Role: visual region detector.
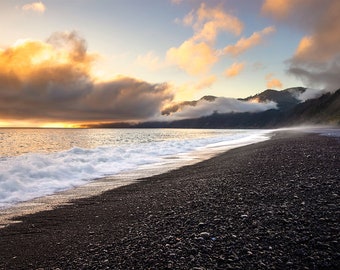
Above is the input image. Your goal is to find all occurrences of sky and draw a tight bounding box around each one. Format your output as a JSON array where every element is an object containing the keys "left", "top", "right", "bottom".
[{"left": 0, "top": 0, "right": 339, "bottom": 127}]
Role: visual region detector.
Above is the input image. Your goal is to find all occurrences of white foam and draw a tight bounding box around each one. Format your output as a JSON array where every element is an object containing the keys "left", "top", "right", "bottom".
[{"left": 0, "top": 130, "right": 272, "bottom": 209}]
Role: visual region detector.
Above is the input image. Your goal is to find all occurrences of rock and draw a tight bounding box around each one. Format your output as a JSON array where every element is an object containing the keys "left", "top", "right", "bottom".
[{"left": 199, "top": 232, "right": 211, "bottom": 239}]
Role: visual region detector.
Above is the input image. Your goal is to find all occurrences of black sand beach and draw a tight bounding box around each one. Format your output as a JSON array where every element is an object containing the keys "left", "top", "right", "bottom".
[{"left": 0, "top": 131, "right": 339, "bottom": 269}]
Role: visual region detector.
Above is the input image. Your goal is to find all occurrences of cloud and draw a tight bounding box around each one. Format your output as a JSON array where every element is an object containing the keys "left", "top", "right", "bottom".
[
  {"left": 162, "top": 97, "right": 277, "bottom": 120},
  {"left": 223, "top": 26, "right": 276, "bottom": 57},
  {"left": 192, "top": 3, "right": 243, "bottom": 43},
  {"left": 287, "top": 59, "right": 340, "bottom": 91},
  {"left": 171, "top": 0, "right": 183, "bottom": 4},
  {"left": 167, "top": 39, "right": 218, "bottom": 75},
  {"left": 263, "top": 0, "right": 340, "bottom": 90},
  {"left": 292, "top": 88, "right": 327, "bottom": 102},
  {"left": 135, "top": 51, "right": 165, "bottom": 71},
  {"left": 225, "top": 62, "right": 245, "bottom": 77},
  {"left": 81, "top": 78, "right": 173, "bottom": 121},
  {"left": 167, "top": 3, "right": 243, "bottom": 75},
  {"left": 22, "top": 1, "right": 46, "bottom": 13},
  {"left": 261, "top": 0, "right": 300, "bottom": 18},
  {"left": 266, "top": 74, "right": 283, "bottom": 89},
  {"left": 182, "top": 10, "right": 194, "bottom": 26},
  {"left": 0, "top": 32, "right": 173, "bottom": 124}
]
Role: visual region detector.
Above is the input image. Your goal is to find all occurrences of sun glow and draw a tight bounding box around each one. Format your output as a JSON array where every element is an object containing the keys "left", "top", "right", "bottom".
[
  {"left": 0, "top": 120, "right": 79, "bottom": 128},
  {"left": 40, "top": 123, "right": 79, "bottom": 128}
]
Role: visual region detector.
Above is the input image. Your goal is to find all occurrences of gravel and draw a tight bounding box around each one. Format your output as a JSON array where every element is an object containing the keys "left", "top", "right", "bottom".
[{"left": 0, "top": 131, "right": 339, "bottom": 269}]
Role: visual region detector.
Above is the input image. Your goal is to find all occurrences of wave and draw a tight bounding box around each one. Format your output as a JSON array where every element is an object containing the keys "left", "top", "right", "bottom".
[{"left": 0, "top": 130, "right": 271, "bottom": 208}]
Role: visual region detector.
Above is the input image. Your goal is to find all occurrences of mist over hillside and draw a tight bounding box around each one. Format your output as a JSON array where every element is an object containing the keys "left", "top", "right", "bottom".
[{"left": 87, "top": 87, "right": 340, "bottom": 128}]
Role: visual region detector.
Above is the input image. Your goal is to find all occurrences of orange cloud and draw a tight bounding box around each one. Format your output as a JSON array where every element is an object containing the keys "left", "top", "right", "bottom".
[
  {"left": 266, "top": 74, "right": 283, "bottom": 89},
  {"left": 0, "top": 33, "right": 94, "bottom": 82},
  {"left": 0, "top": 32, "right": 173, "bottom": 124},
  {"left": 295, "top": 36, "right": 313, "bottom": 56},
  {"left": 261, "top": 0, "right": 301, "bottom": 18},
  {"left": 22, "top": 1, "right": 46, "bottom": 13},
  {"left": 225, "top": 62, "right": 245, "bottom": 77},
  {"left": 167, "top": 39, "right": 218, "bottom": 75},
  {"left": 223, "top": 26, "right": 276, "bottom": 57},
  {"left": 289, "top": 0, "right": 340, "bottom": 64},
  {"left": 193, "top": 3, "right": 243, "bottom": 43},
  {"left": 263, "top": 0, "right": 340, "bottom": 90},
  {"left": 168, "top": 3, "right": 244, "bottom": 75}
]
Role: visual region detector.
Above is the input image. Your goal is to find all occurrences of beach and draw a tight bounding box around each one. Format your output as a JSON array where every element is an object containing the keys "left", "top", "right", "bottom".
[{"left": 0, "top": 131, "right": 339, "bottom": 269}]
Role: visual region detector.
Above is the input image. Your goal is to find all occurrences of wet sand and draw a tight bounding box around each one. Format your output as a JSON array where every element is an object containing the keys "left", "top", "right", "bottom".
[{"left": 0, "top": 131, "right": 339, "bottom": 269}]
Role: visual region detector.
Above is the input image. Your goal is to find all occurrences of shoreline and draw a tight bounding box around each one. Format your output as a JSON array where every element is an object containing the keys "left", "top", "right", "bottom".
[
  {"left": 0, "top": 129, "right": 272, "bottom": 228},
  {"left": 0, "top": 131, "right": 339, "bottom": 269}
]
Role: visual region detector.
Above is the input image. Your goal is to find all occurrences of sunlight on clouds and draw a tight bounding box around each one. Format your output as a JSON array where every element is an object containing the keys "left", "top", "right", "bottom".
[
  {"left": 40, "top": 122, "right": 78, "bottom": 128},
  {"left": 167, "top": 40, "right": 217, "bottom": 75},
  {"left": 0, "top": 32, "right": 96, "bottom": 82},
  {"left": 223, "top": 26, "right": 276, "bottom": 57},
  {"left": 261, "top": 0, "right": 299, "bottom": 18},
  {"left": 267, "top": 78, "right": 283, "bottom": 89},
  {"left": 0, "top": 120, "right": 32, "bottom": 128},
  {"left": 0, "top": 120, "right": 77, "bottom": 128},
  {"left": 22, "top": 1, "right": 46, "bottom": 13},
  {"left": 168, "top": 4, "right": 275, "bottom": 78},
  {"left": 193, "top": 3, "right": 243, "bottom": 42},
  {"left": 168, "top": 3, "right": 244, "bottom": 76},
  {"left": 294, "top": 36, "right": 313, "bottom": 60},
  {"left": 225, "top": 62, "right": 245, "bottom": 77},
  {"left": 0, "top": 32, "right": 173, "bottom": 125},
  {"left": 266, "top": 74, "right": 283, "bottom": 89},
  {"left": 263, "top": 0, "right": 340, "bottom": 90}
]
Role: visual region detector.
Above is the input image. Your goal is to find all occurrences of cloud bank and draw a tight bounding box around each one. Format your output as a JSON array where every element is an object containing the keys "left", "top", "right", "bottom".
[
  {"left": 161, "top": 97, "right": 277, "bottom": 120},
  {"left": 291, "top": 88, "right": 327, "bottom": 102},
  {"left": 0, "top": 32, "right": 173, "bottom": 124},
  {"left": 263, "top": 0, "right": 340, "bottom": 91}
]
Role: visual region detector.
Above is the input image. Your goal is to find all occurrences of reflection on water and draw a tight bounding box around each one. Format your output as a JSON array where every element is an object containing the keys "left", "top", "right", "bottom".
[{"left": 0, "top": 128, "right": 237, "bottom": 157}]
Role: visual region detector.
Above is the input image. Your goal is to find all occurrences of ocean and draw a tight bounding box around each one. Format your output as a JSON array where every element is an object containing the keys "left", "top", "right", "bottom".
[{"left": 0, "top": 128, "right": 273, "bottom": 210}]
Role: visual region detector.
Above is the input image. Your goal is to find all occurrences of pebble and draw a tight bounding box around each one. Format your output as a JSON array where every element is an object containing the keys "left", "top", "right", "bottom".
[
  {"left": 1, "top": 133, "right": 339, "bottom": 270},
  {"left": 199, "top": 232, "right": 210, "bottom": 239}
]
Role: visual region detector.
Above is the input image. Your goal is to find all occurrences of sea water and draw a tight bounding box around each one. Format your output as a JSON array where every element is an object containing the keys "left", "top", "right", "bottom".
[{"left": 0, "top": 128, "right": 272, "bottom": 210}]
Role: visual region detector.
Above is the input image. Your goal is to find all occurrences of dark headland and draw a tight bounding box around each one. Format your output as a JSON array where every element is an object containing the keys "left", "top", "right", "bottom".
[{"left": 0, "top": 131, "right": 339, "bottom": 269}]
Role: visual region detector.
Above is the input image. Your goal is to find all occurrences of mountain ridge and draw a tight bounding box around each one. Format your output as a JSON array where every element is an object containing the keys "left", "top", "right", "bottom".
[{"left": 87, "top": 87, "right": 340, "bottom": 128}]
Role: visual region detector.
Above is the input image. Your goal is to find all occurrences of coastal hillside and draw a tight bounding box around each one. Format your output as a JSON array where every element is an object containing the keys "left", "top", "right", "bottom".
[
  {"left": 282, "top": 88, "right": 340, "bottom": 126},
  {"left": 176, "top": 89, "right": 339, "bottom": 128},
  {"left": 240, "top": 87, "right": 306, "bottom": 110},
  {"left": 89, "top": 88, "right": 340, "bottom": 128}
]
